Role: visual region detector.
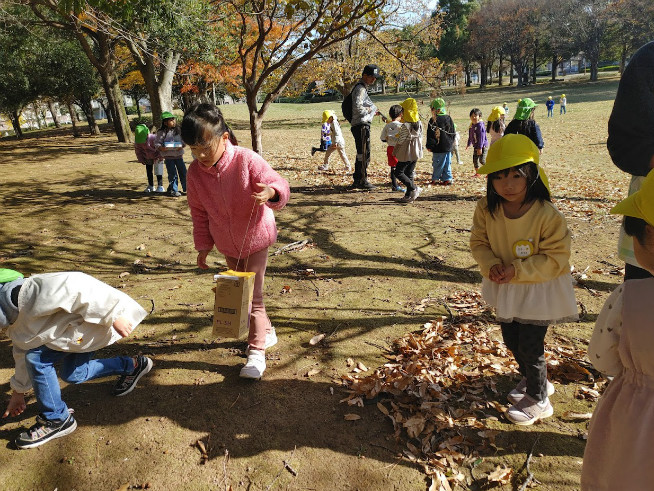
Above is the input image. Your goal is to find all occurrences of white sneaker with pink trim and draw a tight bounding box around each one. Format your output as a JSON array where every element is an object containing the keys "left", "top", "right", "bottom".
[{"left": 240, "top": 350, "right": 266, "bottom": 379}]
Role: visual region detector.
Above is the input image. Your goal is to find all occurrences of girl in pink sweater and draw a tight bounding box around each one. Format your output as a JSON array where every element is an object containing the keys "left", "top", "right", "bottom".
[{"left": 181, "top": 103, "right": 290, "bottom": 379}]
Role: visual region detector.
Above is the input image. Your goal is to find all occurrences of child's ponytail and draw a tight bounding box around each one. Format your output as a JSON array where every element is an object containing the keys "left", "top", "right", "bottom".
[{"left": 181, "top": 103, "right": 238, "bottom": 146}]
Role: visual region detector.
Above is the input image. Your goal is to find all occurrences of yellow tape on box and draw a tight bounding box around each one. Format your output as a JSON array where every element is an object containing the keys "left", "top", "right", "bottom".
[{"left": 212, "top": 270, "right": 256, "bottom": 339}]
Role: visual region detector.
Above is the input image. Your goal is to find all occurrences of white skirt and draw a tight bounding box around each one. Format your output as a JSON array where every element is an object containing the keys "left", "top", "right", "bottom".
[{"left": 481, "top": 274, "right": 578, "bottom": 326}]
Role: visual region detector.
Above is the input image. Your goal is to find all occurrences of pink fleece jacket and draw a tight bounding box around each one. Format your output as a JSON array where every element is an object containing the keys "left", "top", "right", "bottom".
[
  {"left": 134, "top": 134, "right": 161, "bottom": 163},
  {"left": 186, "top": 141, "right": 290, "bottom": 258}
]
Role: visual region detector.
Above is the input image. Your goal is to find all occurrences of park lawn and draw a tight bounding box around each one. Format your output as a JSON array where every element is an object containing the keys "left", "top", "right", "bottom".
[{"left": 0, "top": 74, "right": 628, "bottom": 490}]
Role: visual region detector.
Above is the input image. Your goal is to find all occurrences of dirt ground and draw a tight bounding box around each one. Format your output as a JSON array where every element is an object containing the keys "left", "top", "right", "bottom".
[{"left": 0, "top": 75, "right": 629, "bottom": 490}]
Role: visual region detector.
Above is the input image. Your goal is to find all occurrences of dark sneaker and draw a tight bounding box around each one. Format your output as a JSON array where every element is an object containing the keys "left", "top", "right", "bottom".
[
  {"left": 16, "top": 412, "right": 77, "bottom": 449},
  {"left": 113, "top": 355, "right": 153, "bottom": 397},
  {"left": 359, "top": 181, "right": 377, "bottom": 190}
]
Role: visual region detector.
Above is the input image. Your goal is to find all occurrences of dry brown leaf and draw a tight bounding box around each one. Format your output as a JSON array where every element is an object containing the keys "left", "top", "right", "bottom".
[
  {"left": 306, "top": 368, "right": 321, "bottom": 377},
  {"left": 428, "top": 471, "right": 452, "bottom": 491},
  {"left": 356, "top": 362, "right": 368, "bottom": 372},
  {"left": 487, "top": 465, "right": 512, "bottom": 484},
  {"left": 309, "top": 333, "right": 325, "bottom": 345},
  {"left": 562, "top": 410, "right": 593, "bottom": 420},
  {"left": 118, "top": 272, "right": 130, "bottom": 278},
  {"left": 344, "top": 413, "right": 361, "bottom": 421}
]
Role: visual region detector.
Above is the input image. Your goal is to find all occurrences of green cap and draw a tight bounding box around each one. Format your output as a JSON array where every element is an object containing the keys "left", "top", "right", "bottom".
[
  {"left": 0, "top": 269, "right": 23, "bottom": 284},
  {"left": 161, "top": 111, "right": 175, "bottom": 121},
  {"left": 134, "top": 124, "right": 149, "bottom": 144},
  {"left": 430, "top": 98, "right": 446, "bottom": 114},
  {"left": 513, "top": 98, "right": 537, "bottom": 121}
]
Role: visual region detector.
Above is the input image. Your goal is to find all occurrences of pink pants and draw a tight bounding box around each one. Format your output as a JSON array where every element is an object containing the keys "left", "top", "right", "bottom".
[{"left": 225, "top": 247, "right": 272, "bottom": 351}]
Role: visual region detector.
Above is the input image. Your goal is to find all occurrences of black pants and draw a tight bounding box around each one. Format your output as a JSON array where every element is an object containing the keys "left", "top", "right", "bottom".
[
  {"left": 395, "top": 161, "right": 417, "bottom": 195},
  {"left": 351, "top": 124, "right": 371, "bottom": 184},
  {"left": 390, "top": 167, "right": 399, "bottom": 188},
  {"left": 501, "top": 321, "right": 549, "bottom": 401}
]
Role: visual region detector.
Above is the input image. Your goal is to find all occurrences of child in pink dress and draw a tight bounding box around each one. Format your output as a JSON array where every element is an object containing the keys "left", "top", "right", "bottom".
[
  {"left": 582, "top": 169, "right": 654, "bottom": 489},
  {"left": 181, "top": 103, "right": 290, "bottom": 379}
]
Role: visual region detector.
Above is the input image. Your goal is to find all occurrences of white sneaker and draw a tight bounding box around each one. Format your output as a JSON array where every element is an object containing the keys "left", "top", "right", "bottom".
[
  {"left": 246, "top": 327, "right": 277, "bottom": 355},
  {"left": 317, "top": 164, "right": 330, "bottom": 171},
  {"left": 155, "top": 185, "right": 165, "bottom": 193},
  {"left": 408, "top": 186, "right": 422, "bottom": 203},
  {"left": 144, "top": 185, "right": 154, "bottom": 193},
  {"left": 345, "top": 166, "right": 352, "bottom": 173},
  {"left": 508, "top": 377, "right": 555, "bottom": 405},
  {"left": 240, "top": 349, "right": 266, "bottom": 379},
  {"left": 506, "top": 395, "right": 553, "bottom": 426}
]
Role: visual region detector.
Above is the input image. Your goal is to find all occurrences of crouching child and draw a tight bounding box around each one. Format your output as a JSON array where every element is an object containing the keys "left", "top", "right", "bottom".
[{"left": 0, "top": 269, "right": 152, "bottom": 449}]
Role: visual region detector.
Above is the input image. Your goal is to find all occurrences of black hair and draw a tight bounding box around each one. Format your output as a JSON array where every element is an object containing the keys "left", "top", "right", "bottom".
[
  {"left": 486, "top": 161, "right": 550, "bottom": 217},
  {"left": 486, "top": 119, "right": 504, "bottom": 133},
  {"left": 389, "top": 104, "right": 403, "bottom": 120},
  {"left": 181, "top": 102, "right": 238, "bottom": 146},
  {"left": 470, "top": 108, "right": 482, "bottom": 117},
  {"left": 159, "top": 117, "right": 181, "bottom": 136},
  {"left": 624, "top": 215, "right": 649, "bottom": 244}
]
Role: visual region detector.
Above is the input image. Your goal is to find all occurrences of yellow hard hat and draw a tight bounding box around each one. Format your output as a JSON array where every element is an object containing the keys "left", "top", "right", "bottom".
[
  {"left": 561, "top": 94, "right": 566, "bottom": 98},
  {"left": 401, "top": 98, "right": 419, "bottom": 123},
  {"left": 478, "top": 134, "right": 548, "bottom": 190},
  {"left": 611, "top": 169, "right": 654, "bottom": 226}
]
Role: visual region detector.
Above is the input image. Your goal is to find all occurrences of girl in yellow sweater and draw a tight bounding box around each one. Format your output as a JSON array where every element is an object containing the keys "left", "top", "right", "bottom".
[{"left": 470, "top": 134, "right": 578, "bottom": 425}]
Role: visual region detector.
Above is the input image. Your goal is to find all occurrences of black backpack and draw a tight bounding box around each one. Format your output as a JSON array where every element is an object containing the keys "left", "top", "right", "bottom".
[{"left": 342, "top": 82, "right": 365, "bottom": 123}]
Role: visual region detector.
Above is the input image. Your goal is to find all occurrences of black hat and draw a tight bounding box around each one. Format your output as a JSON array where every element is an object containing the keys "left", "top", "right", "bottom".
[{"left": 362, "top": 64, "right": 380, "bottom": 78}]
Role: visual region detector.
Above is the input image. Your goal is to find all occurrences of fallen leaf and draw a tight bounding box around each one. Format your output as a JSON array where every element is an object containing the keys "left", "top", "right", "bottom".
[
  {"left": 310, "top": 333, "right": 325, "bottom": 345},
  {"left": 118, "top": 272, "right": 130, "bottom": 278},
  {"left": 356, "top": 362, "right": 368, "bottom": 371},
  {"left": 136, "top": 243, "right": 146, "bottom": 250},
  {"left": 344, "top": 413, "right": 361, "bottom": 421},
  {"left": 487, "top": 465, "right": 512, "bottom": 484},
  {"left": 562, "top": 411, "right": 593, "bottom": 420},
  {"left": 305, "top": 368, "right": 321, "bottom": 377}
]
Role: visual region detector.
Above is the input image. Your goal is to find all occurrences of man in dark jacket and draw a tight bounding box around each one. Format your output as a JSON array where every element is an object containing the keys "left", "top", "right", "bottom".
[
  {"left": 426, "top": 98, "right": 455, "bottom": 185},
  {"left": 607, "top": 41, "right": 654, "bottom": 280}
]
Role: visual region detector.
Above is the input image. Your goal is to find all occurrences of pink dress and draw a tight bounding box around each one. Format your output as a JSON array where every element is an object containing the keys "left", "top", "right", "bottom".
[{"left": 581, "top": 278, "right": 654, "bottom": 489}]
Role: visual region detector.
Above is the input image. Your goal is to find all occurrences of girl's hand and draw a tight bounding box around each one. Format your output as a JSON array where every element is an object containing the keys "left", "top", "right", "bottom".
[
  {"left": 496, "top": 265, "right": 516, "bottom": 284},
  {"left": 476, "top": 148, "right": 482, "bottom": 155},
  {"left": 113, "top": 316, "right": 133, "bottom": 337},
  {"left": 252, "top": 183, "right": 276, "bottom": 205},
  {"left": 197, "top": 250, "right": 211, "bottom": 269},
  {"left": 489, "top": 264, "right": 505, "bottom": 283},
  {"left": 3, "top": 391, "right": 26, "bottom": 418}
]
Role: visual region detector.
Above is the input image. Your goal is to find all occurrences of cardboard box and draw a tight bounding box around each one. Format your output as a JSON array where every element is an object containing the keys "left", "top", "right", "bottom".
[{"left": 212, "top": 270, "right": 256, "bottom": 339}]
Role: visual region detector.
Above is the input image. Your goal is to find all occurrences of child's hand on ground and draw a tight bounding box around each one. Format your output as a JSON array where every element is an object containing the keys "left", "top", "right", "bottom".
[
  {"left": 113, "top": 316, "right": 134, "bottom": 337},
  {"left": 197, "top": 250, "right": 211, "bottom": 269},
  {"left": 252, "top": 183, "right": 276, "bottom": 205},
  {"left": 3, "top": 391, "right": 26, "bottom": 418}
]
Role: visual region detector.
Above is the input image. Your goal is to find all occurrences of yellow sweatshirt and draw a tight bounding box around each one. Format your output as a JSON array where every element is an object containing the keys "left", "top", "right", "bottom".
[{"left": 470, "top": 197, "right": 571, "bottom": 283}]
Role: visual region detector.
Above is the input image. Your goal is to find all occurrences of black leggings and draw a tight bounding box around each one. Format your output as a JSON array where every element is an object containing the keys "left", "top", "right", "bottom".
[
  {"left": 501, "top": 321, "right": 549, "bottom": 401},
  {"left": 395, "top": 160, "right": 416, "bottom": 195}
]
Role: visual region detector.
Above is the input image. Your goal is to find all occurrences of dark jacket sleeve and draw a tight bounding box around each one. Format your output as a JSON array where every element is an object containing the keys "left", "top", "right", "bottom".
[
  {"left": 530, "top": 121, "right": 544, "bottom": 150},
  {"left": 426, "top": 118, "right": 437, "bottom": 151},
  {"left": 607, "top": 41, "right": 654, "bottom": 176}
]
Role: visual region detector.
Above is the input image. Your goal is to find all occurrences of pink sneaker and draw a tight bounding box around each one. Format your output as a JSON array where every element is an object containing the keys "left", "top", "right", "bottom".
[{"left": 506, "top": 394, "right": 553, "bottom": 426}]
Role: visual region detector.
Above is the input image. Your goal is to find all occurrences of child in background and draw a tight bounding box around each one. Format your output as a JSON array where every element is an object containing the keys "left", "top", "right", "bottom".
[
  {"left": 581, "top": 169, "right": 654, "bottom": 489},
  {"left": 486, "top": 106, "right": 506, "bottom": 145},
  {"left": 380, "top": 104, "right": 404, "bottom": 191},
  {"left": 502, "top": 102, "right": 510, "bottom": 118},
  {"left": 504, "top": 98, "right": 544, "bottom": 153},
  {"left": 317, "top": 110, "right": 351, "bottom": 173},
  {"left": 181, "top": 103, "right": 290, "bottom": 379},
  {"left": 559, "top": 94, "right": 567, "bottom": 115},
  {"left": 426, "top": 97, "right": 455, "bottom": 185},
  {"left": 1, "top": 269, "right": 152, "bottom": 449},
  {"left": 393, "top": 98, "right": 423, "bottom": 203},
  {"left": 470, "top": 134, "right": 578, "bottom": 425},
  {"left": 155, "top": 112, "right": 187, "bottom": 197},
  {"left": 311, "top": 113, "right": 332, "bottom": 156},
  {"left": 546, "top": 96, "right": 555, "bottom": 118},
  {"left": 134, "top": 124, "right": 164, "bottom": 193},
  {"left": 466, "top": 108, "right": 488, "bottom": 177}
]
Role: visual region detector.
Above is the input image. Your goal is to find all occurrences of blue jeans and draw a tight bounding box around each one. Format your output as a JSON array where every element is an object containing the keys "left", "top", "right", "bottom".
[
  {"left": 165, "top": 158, "right": 187, "bottom": 193},
  {"left": 560, "top": 105, "right": 566, "bottom": 115},
  {"left": 431, "top": 152, "right": 452, "bottom": 182},
  {"left": 25, "top": 346, "right": 134, "bottom": 421},
  {"left": 547, "top": 108, "right": 554, "bottom": 117}
]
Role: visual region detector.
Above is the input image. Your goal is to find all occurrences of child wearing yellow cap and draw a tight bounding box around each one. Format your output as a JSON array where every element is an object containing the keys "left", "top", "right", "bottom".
[
  {"left": 486, "top": 106, "right": 506, "bottom": 145},
  {"left": 559, "top": 94, "right": 567, "bottom": 115},
  {"left": 545, "top": 96, "right": 554, "bottom": 118},
  {"left": 470, "top": 134, "right": 577, "bottom": 425},
  {"left": 311, "top": 110, "right": 332, "bottom": 157},
  {"left": 316, "top": 110, "right": 352, "bottom": 173},
  {"left": 393, "top": 98, "right": 424, "bottom": 203},
  {"left": 581, "top": 168, "right": 654, "bottom": 489}
]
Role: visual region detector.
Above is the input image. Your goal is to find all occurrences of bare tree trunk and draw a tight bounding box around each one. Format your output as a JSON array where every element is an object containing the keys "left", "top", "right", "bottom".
[
  {"left": 247, "top": 94, "right": 264, "bottom": 154},
  {"left": 498, "top": 53, "right": 503, "bottom": 86},
  {"left": 32, "top": 103, "right": 43, "bottom": 129},
  {"left": 67, "top": 102, "right": 81, "bottom": 137},
  {"left": 551, "top": 55, "right": 558, "bottom": 82},
  {"left": 510, "top": 62, "right": 514, "bottom": 85},
  {"left": 78, "top": 95, "right": 100, "bottom": 135},
  {"left": 620, "top": 43, "right": 627, "bottom": 75},
  {"left": 532, "top": 50, "right": 537, "bottom": 84},
  {"left": 99, "top": 99, "right": 112, "bottom": 124},
  {"left": 47, "top": 101, "right": 61, "bottom": 128},
  {"left": 9, "top": 111, "right": 23, "bottom": 138}
]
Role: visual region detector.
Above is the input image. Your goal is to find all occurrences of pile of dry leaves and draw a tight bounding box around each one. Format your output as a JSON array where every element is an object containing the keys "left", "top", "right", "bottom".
[{"left": 340, "top": 291, "right": 605, "bottom": 490}]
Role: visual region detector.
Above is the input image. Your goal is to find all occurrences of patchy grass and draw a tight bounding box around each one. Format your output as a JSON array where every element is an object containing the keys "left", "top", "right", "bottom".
[{"left": 0, "top": 75, "right": 627, "bottom": 490}]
